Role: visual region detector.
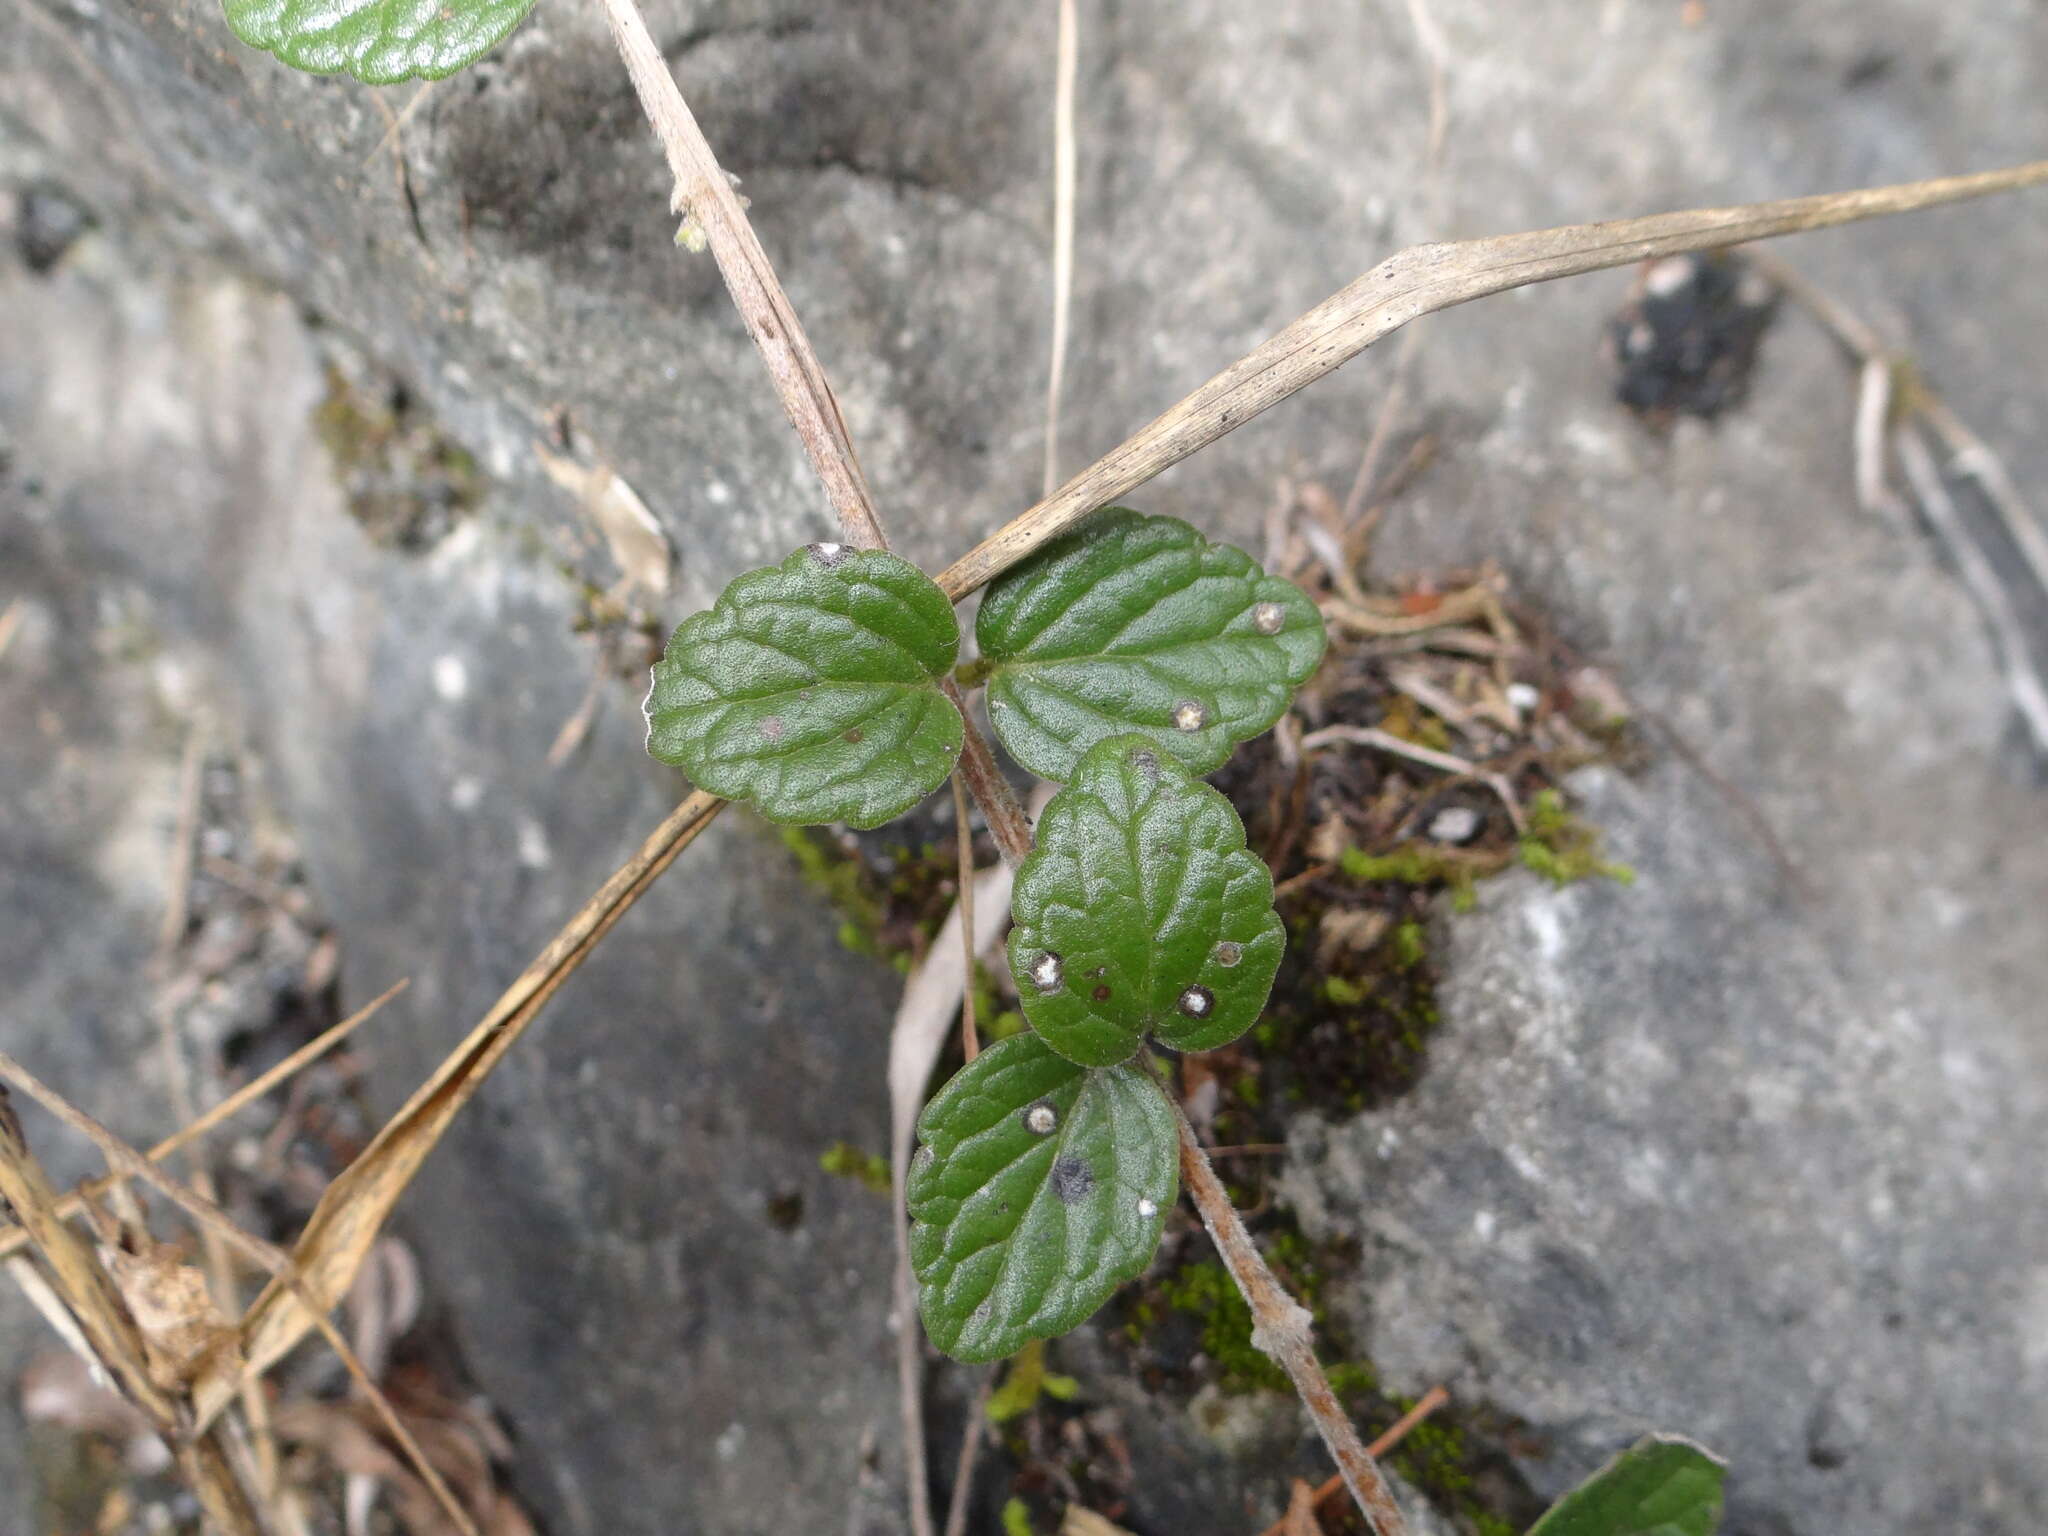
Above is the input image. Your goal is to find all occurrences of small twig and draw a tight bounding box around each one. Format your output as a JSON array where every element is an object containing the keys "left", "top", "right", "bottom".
[
  {"left": 950, "top": 773, "right": 981, "bottom": 1062},
  {"left": 0, "top": 598, "right": 24, "bottom": 662},
  {"left": 1853, "top": 356, "right": 1904, "bottom": 521},
  {"left": 1282, "top": 1479, "right": 1323, "bottom": 1536},
  {"left": 936, "top": 160, "right": 2048, "bottom": 603},
  {"left": 1254, "top": 1386, "right": 1452, "bottom": 1536},
  {"left": 940, "top": 1375, "right": 993, "bottom": 1536},
  {"left": 593, "top": 0, "right": 883, "bottom": 549},
  {"left": 942, "top": 678, "right": 1035, "bottom": 865},
  {"left": 1298, "top": 723, "right": 1523, "bottom": 834},
  {"left": 1916, "top": 394, "right": 2048, "bottom": 610},
  {"left": 1321, "top": 585, "right": 1494, "bottom": 638},
  {"left": 359, "top": 82, "right": 435, "bottom": 173},
  {"left": 198, "top": 854, "right": 309, "bottom": 916},
  {"left": 1173, "top": 1102, "right": 1407, "bottom": 1536},
  {"left": 1896, "top": 425, "right": 2048, "bottom": 750},
  {"left": 0, "top": 980, "right": 407, "bottom": 1266},
  {"left": 1756, "top": 252, "right": 2048, "bottom": 757}
]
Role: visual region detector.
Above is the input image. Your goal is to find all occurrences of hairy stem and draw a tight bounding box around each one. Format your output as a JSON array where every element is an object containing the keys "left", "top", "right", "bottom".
[
  {"left": 592, "top": 0, "right": 883, "bottom": 549},
  {"left": 1174, "top": 1103, "right": 1408, "bottom": 1536}
]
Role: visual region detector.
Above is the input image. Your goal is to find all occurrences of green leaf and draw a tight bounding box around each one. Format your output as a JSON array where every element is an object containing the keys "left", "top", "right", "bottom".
[
  {"left": 1007, "top": 736, "right": 1283, "bottom": 1066},
  {"left": 975, "top": 509, "right": 1325, "bottom": 782},
  {"left": 222, "top": 0, "right": 537, "bottom": 82},
  {"left": 645, "top": 544, "right": 964, "bottom": 828},
  {"left": 909, "top": 1032, "right": 1177, "bottom": 1362},
  {"left": 1528, "top": 1436, "right": 1727, "bottom": 1536}
]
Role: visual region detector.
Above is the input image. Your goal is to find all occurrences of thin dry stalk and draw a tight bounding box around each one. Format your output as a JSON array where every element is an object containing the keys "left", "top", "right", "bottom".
[
  {"left": 1255, "top": 1386, "right": 1452, "bottom": 1536},
  {"left": 0, "top": 1089, "right": 180, "bottom": 1427},
  {"left": 1916, "top": 394, "right": 2048, "bottom": 602},
  {"left": 0, "top": 1051, "right": 482, "bottom": 1536},
  {"left": 941, "top": 676, "right": 1035, "bottom": 864},
  {"left": 0, "top": 980, "right": 407, "bottom": 1266},
  {"left": 887, "top": 861, "right": 1020, "bottom": 1536},
  {"left": 936, "top": 160, "right": 2048, "bottom": 601},
  {"left": 217, "top": 790, "right": 724, "bottom": 1419},
  {"left": 1173, "top": 1103, "right": 1406, "bottom": 1536},
  {"left": 941, "top": 1376, "right": 993, "bottom": 1536},
  {"left": 1853, "top": 356, "right": 1903, "bottom": 520},
  {"left": 0, "top": 1087, "right": 268, "bottom": 1534},
  {"left": 1756, "top": 253, "right": 2048, "bottom": 754},
  {"left": 950, "top": 772, "right": 980, "bottom": 1062},
  {"left": 1044, "top": 0, "right": 1079, "bottom": 499},
  {"left": 591, "top": 0, "right": 882, "bottom": 549},
  {"left": 1297, "top": 723, "right": 1523, "bottom": 833},
  {"left": 1896, "top": 425, "right": 2048, "bottom": 747}
]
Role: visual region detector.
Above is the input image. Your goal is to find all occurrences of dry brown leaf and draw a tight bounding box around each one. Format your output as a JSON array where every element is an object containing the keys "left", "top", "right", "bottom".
[
  {"left": 535, "top": 440, "right": 672, "bottom": 597},
  {"left": 98, "top": 1235, "right": 241, "bottom": 1391},
  {"left": 279, "top": 1397, "right": 533, "bottom": 1536},
  {"left": 0, "top": 1089, "right": 175, "bottom": 1428},
  {"left": 0, "top": 1090, "right": 264, "bottom": 1533}
]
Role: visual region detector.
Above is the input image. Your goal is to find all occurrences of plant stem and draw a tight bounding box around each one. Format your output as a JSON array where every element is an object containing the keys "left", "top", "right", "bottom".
[
  {"left": 941, "top": 678, "right": 1033, "bottom": 865},
  {"left": 934, "top": 159, "right": 2048, "bottom": 603},
  {"left": 1173, "top": 1102, "right": 1408, "bottom": 1536},
  {"left": 595, "top": 0, "right": 1033, "bottom": 862},
  {"left": 592, "top": 0, "right": 884, "bottom": 549}
]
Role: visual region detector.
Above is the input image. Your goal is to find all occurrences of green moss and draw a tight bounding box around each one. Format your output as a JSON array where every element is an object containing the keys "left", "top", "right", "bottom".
[
  {"left": 1323, "top": 974, "right": 1370, "bottom": 1006},
  {"left": 781, "top": 825, "right": 892, "bottom": 960},
  {"left": 1390, "top": 919, "right": 1427, "bottom": 970},
  {"left": 985, "top": 1009, "right": 1028, "bottom": 1041},
  {"left": 1000, "top": 1497, "right": 1034, "bottom": 1536},
  {"left": 1158, "top": 1259, "right": 1292, "bottom": 1394},
  {"left": 986, "top": 1339, "right": 1080, "bottom": 1424},
  {"left": 313, "top": 364, "right": 482, "bottom": 550},
  {"left": 1516, "top": 788, "right": 1635, "bottom": 888},
  {"left": 1340, "top": 844, "right": 1457, "bottom": 885},
  {"left": 818, "top": 1141, "right": 890, "bottom": 1195}
]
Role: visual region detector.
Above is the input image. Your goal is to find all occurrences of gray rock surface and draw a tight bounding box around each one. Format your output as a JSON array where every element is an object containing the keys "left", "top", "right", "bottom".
[{"left": 4, "top": 0, "right": 2048, "bottom": 1532}]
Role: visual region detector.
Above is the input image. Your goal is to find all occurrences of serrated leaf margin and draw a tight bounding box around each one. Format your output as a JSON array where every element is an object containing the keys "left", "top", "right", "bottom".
[
  {"left": 644, "top": 544, "right": 964, "bottom": 827},
  {"left": 1006, "top": 735, "right": 1285, "bottom": 1066},
  {"left": 908, "top": 1033, "right": 1177, "bottom": 1362},
  {"left": 976, "top": 508, "right": 1326, "bottom": 782},
  {"left": 222, "top": 0, "right": 538, "bottom": 83}
]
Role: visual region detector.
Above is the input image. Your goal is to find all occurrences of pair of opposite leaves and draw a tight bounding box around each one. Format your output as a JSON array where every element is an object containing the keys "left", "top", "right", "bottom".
[
  {"left": 644, "top": 509, "right": 1318, "bottom": 1070},
  {"left": 646, "top": 510, "right": 1324, "bottom": 1359}
]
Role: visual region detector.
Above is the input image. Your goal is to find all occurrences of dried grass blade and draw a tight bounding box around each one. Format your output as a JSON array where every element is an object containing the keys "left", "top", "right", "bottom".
[
  {"left": 0, "top": 980, "right": 406, "bottom": 1266},
  {"left": 593, "top": 0, "right": 883, "bottom": 549},
  {"left": 214, "top": 790, "right": 725, "bottom": 1419},
  {"left": 938, "top": 160, "right": 2048, "bottom": 601},
  {"left": 0, "top": 1087, "right": 178, "bottom": 1427}
]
